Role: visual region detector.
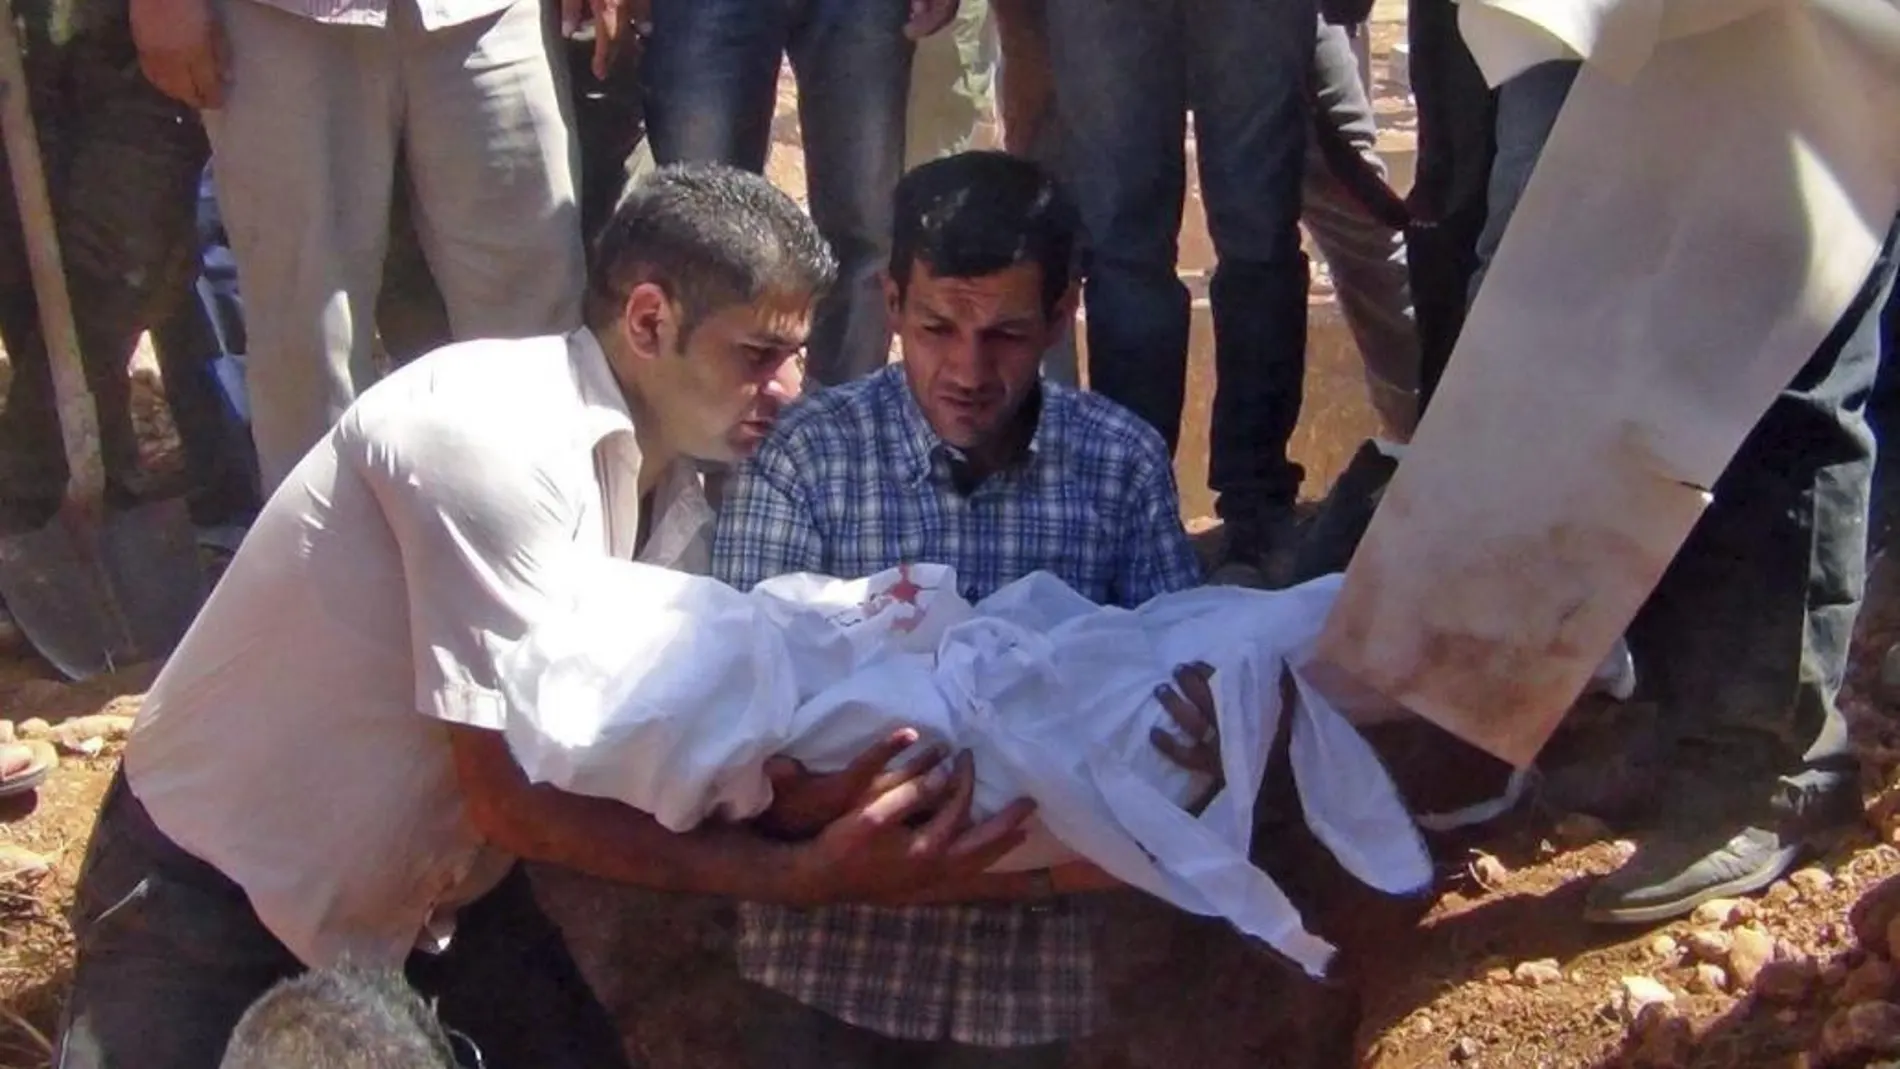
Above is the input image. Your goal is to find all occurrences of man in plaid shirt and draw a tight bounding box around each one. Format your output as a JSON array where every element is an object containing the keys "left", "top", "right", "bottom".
[{"left": 713, "top": 151, "right": 1210, "bottom": 1067}]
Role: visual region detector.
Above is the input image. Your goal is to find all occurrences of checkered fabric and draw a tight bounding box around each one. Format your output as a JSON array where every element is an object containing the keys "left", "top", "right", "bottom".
[{"left": 712, "top": 364, "right": 1200, "bottom": 1045}]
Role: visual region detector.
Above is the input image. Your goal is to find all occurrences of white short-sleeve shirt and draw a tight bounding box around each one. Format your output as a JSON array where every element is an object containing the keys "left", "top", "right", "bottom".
[{"left": 125, "top": 329, "right": 712, "bottom": 968}]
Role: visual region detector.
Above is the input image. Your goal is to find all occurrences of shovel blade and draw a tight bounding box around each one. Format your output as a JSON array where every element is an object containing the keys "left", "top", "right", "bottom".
[{"left": 0, "top": 498, "right": 208, "bottom": 680}]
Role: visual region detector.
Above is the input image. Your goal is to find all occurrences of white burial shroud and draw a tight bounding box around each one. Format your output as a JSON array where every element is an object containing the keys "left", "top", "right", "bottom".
[{"left": 499, "top": 561, "right": 1434, "bottom": 978}]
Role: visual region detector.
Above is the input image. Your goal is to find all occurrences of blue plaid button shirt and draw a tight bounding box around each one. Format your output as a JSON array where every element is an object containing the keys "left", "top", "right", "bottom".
[{"left": 712, "top": 365, "right": 1201, "bottom": 1046}]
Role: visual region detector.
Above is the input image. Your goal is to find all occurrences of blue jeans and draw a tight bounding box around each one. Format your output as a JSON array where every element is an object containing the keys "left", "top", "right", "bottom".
[
  {"left": 642, "top": 0, "right": 910, "bottom": 387},
  {"left": 1044, "top": 0, "right": 1316, "bottom": 522},
  {"left": 1474, "top": 61, "right": 1897, "bottom": 807}
]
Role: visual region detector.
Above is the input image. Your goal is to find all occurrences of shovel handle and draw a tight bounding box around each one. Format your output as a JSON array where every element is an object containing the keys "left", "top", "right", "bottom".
[{"left": 0, "top": 5, "right": 106, "bottom": 508}]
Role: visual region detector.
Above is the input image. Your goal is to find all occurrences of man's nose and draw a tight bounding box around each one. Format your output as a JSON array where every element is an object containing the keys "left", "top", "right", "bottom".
[
  {"left": 767, "top": 357, "right": 804, "bottom": 402},
  {"left": 939, "top": 334, "right": 990, "bottom": 389}
]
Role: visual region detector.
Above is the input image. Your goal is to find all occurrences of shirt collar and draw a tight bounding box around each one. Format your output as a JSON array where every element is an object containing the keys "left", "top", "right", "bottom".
[
  {"left": 883, "top": 366, "right": 1059, "bottom": 489},
  {"left": 569, "top": 326, "right": 639, "bottom": 450},
  {"left": 567, "top": 328, "right": 714, "bottom": 567}
]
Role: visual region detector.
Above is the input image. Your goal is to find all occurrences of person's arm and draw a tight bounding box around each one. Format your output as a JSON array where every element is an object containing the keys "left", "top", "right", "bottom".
[
  {"left": 130, "top": 0, "right": 226, "bottom": 108},
  {"left": 448, "top": 724, "right": 1038, "bottom": 905},
  {"left": 353, "top": 398, "right": 1034, "bottom": 905},
  {"left": 904, "top": 0, "right": 961, "bottom": 40}
]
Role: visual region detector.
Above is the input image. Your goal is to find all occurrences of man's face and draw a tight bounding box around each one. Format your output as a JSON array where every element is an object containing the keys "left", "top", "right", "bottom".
[
  {"left": 632, "top": 289, "right": 811, "bottom": 465},
  {"left": 888, "top": 260, "right": 1068, "bottom": 454}
]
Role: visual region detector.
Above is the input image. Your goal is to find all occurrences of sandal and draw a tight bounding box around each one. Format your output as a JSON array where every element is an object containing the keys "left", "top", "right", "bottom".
[{"left": 0, "top": 740, "right": 56, "bottom": 798}]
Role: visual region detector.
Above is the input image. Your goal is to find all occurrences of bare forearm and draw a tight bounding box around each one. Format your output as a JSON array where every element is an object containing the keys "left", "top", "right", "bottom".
[
  {"left": 449, "top": 726, "right": 822, "bottom": 904},
  {"left": 477, "top": 782, "right": 825, "bottom": 903}
]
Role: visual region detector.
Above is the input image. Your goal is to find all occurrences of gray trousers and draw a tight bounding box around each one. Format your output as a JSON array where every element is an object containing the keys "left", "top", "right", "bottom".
[
  {"left": 1305, "top": 19, "right": 1419, "bottom": 441},
  {"left": 205, "top": 0, "right": 584, "bottom": 493}
]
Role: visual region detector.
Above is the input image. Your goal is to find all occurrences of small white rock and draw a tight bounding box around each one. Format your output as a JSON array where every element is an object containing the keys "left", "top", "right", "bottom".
[
  {"left": 1689, "top": 963, "right": 1729, "bottom": 995},
  {"left": 1727, "top": 926, "right": 1775, "bottom": 988},
  {"left": 1791, "top": 868, "right": 1836, "bottom": 897},
  {"left": 0, "top": 844, "right": 50, "bottom": 882},
  {"left": 1470, "top": 852, "right": 1509, "bottom": 890},
  {"left": 1648, "top": 935, "right": 1681, "bottom": 961},
  {"left": 1620, "top": 976, "right": 1677, "bottom": 1019},
  {"left": 1514, "top": 959, "right": 1564, "bottom": 988},
  {"left": 1686, "top": 929, "right": 1733, "bottom": 963}
]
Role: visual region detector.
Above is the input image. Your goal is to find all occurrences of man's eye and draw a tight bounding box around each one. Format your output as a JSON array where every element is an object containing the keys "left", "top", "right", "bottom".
[{"left": 924, "top": 322, "right": 955, "bottom": 337}]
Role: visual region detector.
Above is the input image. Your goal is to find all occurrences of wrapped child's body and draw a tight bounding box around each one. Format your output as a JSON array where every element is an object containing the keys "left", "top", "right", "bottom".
[{"left": 501, "top": 560, "right": 1436, "bottom": 976}]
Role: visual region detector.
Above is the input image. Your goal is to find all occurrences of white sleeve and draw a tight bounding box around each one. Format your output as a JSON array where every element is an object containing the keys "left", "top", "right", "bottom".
[
  {"left": 496, "top": 556, "right": 807, "bottom": 831},
  {"left": 344, "top": 403, "right": 586, "bottom": 732}
]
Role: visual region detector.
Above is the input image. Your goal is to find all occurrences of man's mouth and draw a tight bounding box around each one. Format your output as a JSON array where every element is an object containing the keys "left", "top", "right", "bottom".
[{"left": 940, "top": 392, "right": 996, "bottom": 416}]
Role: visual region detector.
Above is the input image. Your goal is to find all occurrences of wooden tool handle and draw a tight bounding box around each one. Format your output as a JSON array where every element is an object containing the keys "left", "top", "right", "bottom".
[{"left": 0, "top": 4, "right": 106, "bottom": 508}]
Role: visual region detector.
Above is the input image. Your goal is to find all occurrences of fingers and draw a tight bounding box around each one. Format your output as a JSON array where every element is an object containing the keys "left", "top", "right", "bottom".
[
  {"left": 1176, "top": 661, "right": 1216, "bottom": 716},
  {"left": 561, "top": 0, "right": 582, "bottom": 35},
  {"left": 590, "top": 0, "right": 623, "bottom": 78},
  {"left": 903, "top": 0, "right": 954, "bottom": 40},
  {"left": 910, "top": 751, "right": 979, "bottom": 856},
  {"left": 1149, "top": 724, "right": 1220, "bottom": 776},
  {"left": 868, "top": 742, "right": 947, "bottom": 797},
  {"left": 592, "top": 25, "right": 616, "bottom": 81},
  {"left": 944, "top": 799, "right": 1037, "bottom": 871},
  {"left": 1152, "top": 662, "right": 1221, "bottom": 775},
  {"left": 1156, "top": 663, "right": 1216, "bottom": 741},
  {"left": 838, "top": 727, "right": 922, "bottom": 792},
  {"left": 856, "top": 752, "right": 957, "bottom": 829},
  {"left": 143, "top": 53, "right": 207, "bottom": 110}
]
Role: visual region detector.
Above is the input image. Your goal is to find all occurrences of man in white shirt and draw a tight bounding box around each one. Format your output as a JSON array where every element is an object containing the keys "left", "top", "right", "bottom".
[{"left": 55, "top": 164, "right": 1039, "bottom": 1069}]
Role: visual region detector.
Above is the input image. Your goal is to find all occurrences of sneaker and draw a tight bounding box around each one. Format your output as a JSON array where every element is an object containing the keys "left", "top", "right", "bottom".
[{"left": 1583, "top": 768, "right": 1859, "bottom": 926}]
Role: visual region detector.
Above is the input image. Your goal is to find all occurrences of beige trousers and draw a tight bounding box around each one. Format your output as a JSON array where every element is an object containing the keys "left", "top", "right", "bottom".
[{"left": 204, "top": 0, "right": 582, "bottom": 492}]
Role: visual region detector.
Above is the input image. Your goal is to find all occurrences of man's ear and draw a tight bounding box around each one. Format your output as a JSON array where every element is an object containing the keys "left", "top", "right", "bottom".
[
  {"left": 621, "top": 281, "right": 676, "bottom": 361},
  {"left": 1053, "top": 279, "right": 1081, "bottom": 324},
  {"left": 882, "top": 267, "right": 905, "bottom": 330},
  {"left": 1044, "top": 279, "right": 1081, "bottom": 345}
]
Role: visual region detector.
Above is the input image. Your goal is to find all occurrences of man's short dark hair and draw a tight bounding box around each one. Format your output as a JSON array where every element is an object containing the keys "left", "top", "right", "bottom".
[
  {"left": 218, "top": 964, "right": 460, "bottom": 1069},
  {"left": 889, "top": 151, "right": 1081, "bottom": 317},
  {"left": 584, "top": 163, "right": 837, "bottom": 339}
]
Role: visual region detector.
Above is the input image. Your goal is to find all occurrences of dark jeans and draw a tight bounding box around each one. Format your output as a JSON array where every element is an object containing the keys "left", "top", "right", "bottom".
[
  {"left": 1044, "top": 0, "right": 1315, "bottom": 522},
  {"left": 1402, "top": 0, "right": 1493, "bottom": 413},
  {"left": 743, "top": 985, "right": 1068, "bottom": 1069},
  {"left": 56, "top": 772, "right": 633, "bottom": 1069},
  {"left": 641, "top": 0, "right": 910, "bottom": 387},
  {"left": 1475, "top": 61, "right": 1898, "bottom": 804},
  {"left": 0, "top": 15, "right": 208, "bottom": 529}
]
